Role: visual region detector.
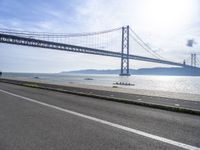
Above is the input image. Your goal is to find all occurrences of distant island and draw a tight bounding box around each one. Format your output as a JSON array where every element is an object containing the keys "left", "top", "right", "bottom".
[{"left": 61, "top": 67, "right": 200, "bottom": 76}]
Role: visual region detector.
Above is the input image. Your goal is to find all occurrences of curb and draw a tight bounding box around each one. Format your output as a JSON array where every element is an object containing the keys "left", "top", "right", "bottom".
[{"left": 0, "top": 78, "right": 200, "bottom": 116}]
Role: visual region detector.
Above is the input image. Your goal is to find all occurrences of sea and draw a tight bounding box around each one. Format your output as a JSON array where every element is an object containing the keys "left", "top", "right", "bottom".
[{"left": 2, "top": 73, "right": 200, "bottom": 95}]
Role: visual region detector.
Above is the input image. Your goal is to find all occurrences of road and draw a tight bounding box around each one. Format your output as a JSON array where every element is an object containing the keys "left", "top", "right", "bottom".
[{"left": 0, "top": 82, "right": 200, "bottom": 150}]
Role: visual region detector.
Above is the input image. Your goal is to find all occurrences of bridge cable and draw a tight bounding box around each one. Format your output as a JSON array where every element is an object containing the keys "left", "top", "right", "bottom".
[
  {"left": 129, "top": 34, "right": 161, "bottom": 59},
  {"left": 0, "top": 27, "right": 121, "bottom": 37},
  {"left": 129, "top": 27, "right": 166, "bottom": 60}
]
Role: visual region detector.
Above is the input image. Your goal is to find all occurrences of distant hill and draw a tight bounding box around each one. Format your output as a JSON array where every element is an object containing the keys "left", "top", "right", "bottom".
[
  {"left": 61, "top": 69, "right": 120, "bottom": 74},
  {"left": 61, "top": 67, "right": 200, "bottom": 76}
]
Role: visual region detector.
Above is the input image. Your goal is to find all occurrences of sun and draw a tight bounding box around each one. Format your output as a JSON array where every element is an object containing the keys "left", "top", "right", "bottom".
[{"left": 140, "top": 0, "right": 197, "bottom": 34}]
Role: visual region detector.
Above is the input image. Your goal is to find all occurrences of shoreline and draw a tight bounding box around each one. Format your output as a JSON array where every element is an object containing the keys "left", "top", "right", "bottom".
[
  {"left": 2, "top": 77, "right": 200, "bottom": 102},
  {"left": 0, "top": 77, "right": 200, "bottom": 115}
]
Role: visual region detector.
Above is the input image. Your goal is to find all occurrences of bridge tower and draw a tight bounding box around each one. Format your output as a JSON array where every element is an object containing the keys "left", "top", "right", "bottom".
[
  {"left": 120, "top": 25, "right": 130, "bottom": 76},
  {"left": 191, "top": 53, "right": 197, "bottom": 67}
]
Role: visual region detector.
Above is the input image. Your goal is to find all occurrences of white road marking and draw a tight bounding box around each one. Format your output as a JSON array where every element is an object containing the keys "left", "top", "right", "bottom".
[{"left": 0, "top": 88, "right": 199, "bottom": 150}]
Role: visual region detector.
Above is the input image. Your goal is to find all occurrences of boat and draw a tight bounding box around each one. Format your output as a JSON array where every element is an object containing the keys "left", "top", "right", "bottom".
[{"left": 84, "top": 78, "right": 94, "bottom": 80}]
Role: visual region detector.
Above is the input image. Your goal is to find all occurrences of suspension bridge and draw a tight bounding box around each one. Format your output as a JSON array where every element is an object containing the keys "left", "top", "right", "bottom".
[{"left": 0, "top": 25, "right": 199, "bottom": 76}]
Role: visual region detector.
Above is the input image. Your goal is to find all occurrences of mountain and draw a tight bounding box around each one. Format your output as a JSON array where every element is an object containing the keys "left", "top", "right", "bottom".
[{"left": 61, "top": 67, "right": 200, "bottom": 76}]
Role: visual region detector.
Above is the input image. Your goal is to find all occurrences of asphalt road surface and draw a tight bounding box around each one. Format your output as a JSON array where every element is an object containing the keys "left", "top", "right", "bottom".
[{"left": 0, "top": 82, "right": 200, "bottom": 150}]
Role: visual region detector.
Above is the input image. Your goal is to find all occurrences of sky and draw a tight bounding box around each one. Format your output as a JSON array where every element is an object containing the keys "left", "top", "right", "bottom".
[{"left": 0, "top": 0, "right": 200, "bottom": 73}]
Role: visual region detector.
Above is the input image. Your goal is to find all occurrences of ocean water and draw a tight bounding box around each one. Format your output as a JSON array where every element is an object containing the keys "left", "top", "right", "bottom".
[{"left": 2, "top": 73, "right": 200, "bottom": 95}]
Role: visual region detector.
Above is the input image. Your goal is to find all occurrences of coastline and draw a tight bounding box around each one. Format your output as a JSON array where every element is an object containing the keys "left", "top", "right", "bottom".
[
  {"left": 2, "top": 76, "right": 200, "bottom": 102},
  {"left": 0, "top": 77, "right": 200, "bottom": 115}
]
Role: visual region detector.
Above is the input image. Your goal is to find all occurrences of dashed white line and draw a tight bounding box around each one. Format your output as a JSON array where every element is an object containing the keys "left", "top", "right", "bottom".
[{"left": 0, "top": 88, "right": 199, "bottom": 150}]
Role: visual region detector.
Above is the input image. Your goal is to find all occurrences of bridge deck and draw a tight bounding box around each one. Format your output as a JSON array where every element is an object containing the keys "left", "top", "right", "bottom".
[{"left": 0, "top": 33, "right": 194, "bottom": 68}]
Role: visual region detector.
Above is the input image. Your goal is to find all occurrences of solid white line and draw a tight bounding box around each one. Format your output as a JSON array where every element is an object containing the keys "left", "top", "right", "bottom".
[{"left": 0, "top": 88, "right": 199, "bottom": 150}]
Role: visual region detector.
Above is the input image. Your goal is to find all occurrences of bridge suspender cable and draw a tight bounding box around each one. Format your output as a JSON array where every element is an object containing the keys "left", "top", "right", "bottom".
[
  {"left": 0, "top": 25, "right": 198, "bottom": 76},
  {"left": 0, "top": 27, "right": 122, "bottom": 37},
  {"left": 129, "top": 27, "right": 166, "bottom": 60}
]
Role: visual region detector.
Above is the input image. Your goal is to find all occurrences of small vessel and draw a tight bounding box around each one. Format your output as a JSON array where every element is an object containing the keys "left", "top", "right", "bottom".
[
  {"left": 84, "top": 78, "right": 94, "bottom": 80},
  {"left": 34, "top": 76, "right": 40, "bottom": 79}
]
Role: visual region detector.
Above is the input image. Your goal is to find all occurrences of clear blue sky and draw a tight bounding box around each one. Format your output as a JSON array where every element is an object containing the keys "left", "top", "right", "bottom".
[{"left": 0, "top": 0, "right": 200, "bottom": 73}]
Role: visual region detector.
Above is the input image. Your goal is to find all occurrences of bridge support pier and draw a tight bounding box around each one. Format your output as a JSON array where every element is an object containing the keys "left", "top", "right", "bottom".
[{"left": 120, "top": 25, "right": 130, "bottom": 76}]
